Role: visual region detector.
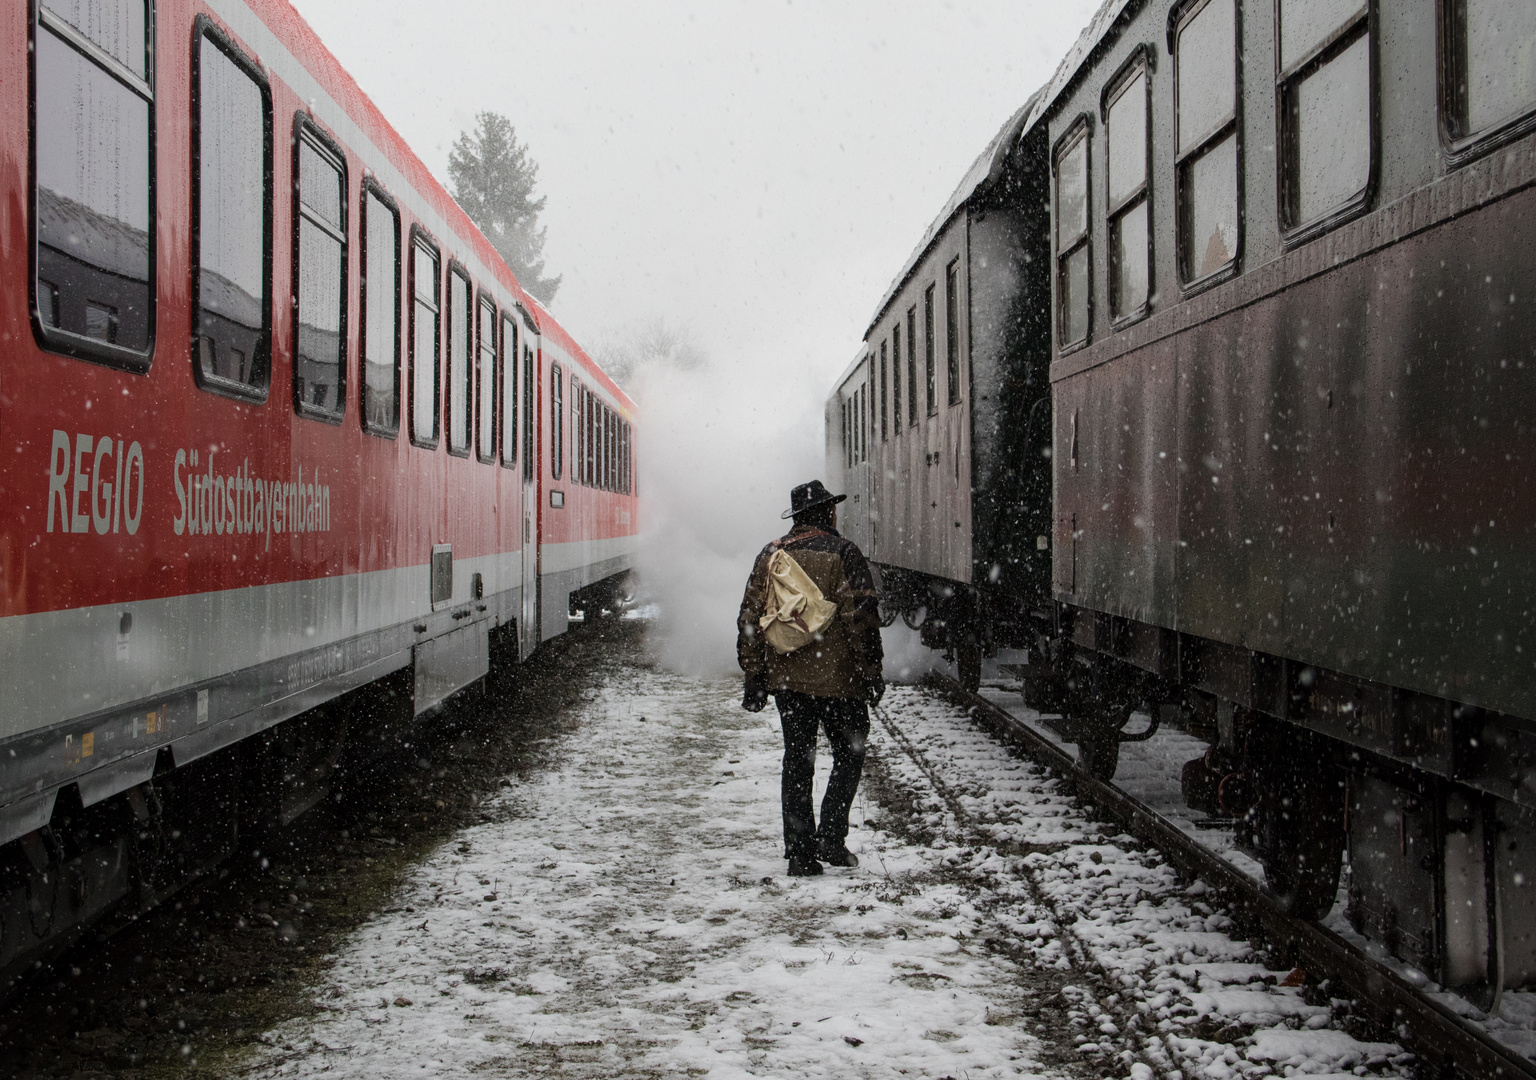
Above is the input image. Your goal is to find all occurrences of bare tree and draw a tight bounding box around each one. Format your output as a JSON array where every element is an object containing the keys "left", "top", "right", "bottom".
[
  {"left": 595, "top": 319, "right": 707, "bottom": 389},
  {"left": 448, "top": 112, "right": 561, "bottom": 305}
]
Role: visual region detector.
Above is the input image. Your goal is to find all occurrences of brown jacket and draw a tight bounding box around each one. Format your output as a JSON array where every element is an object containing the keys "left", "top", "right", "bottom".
[{"left": 737, "top": 524, "right": 883, "bottom": 698}]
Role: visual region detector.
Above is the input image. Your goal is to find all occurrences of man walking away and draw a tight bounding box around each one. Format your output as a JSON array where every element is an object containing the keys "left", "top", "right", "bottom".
[{"left": 737, "top": 480, "right": 884, "bottom": 877}]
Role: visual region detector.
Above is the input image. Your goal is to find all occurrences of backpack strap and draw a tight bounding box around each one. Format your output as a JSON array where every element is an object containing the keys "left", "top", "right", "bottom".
[{"left": 775, "top": 527, "right": 832, "bottom": 549}]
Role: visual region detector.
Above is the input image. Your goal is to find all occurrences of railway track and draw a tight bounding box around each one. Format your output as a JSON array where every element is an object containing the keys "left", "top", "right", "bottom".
[
  {"left": 926, "top": 674, "right": 1535, "bottom": 1080},
  {"left": 872, "top": 701, "right": 1163, "bottom": 1072}
]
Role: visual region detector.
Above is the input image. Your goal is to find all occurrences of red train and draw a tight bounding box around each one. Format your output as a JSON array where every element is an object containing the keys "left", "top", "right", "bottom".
[{"left": 0, "top": 0, "right": 637, "bottom": 989}]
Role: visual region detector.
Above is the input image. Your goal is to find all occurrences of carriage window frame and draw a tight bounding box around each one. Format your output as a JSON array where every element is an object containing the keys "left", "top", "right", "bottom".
[
  {"left": 32, "top": 0, "right": 159, "bottom": 373},
  {"left": 360, "top": 178, "right": 400, "bottom": 438},
  {"left": 190, "top": 15, "right": 274, "bottom": 401},
  {"left": 1170, "top": 0, "right": 1243, "bottom": 293},
  {"left": 879, "top": 340, "right": 889, "bottom": 440},
  {"left": 1102, "top": 48, "right": 1154, "bottom": 327},
  {"left": 891, "top": 323, "right": 902, "bottom": 436},
  {"left": 1438, "top": 0, "right": 1536, "bottom": 165},
  {"left": 499, "top": 312, "right": 518, "bottom": 467},
  {"left": 842, "top": 399, "right": 850, "bottom": 467},
  {"left": 291, "top": 115, "right": 348, "bottom": 423},
  {"left": 570, "top": 380, "right": 582, "bottom": 485},
  {"left": 1053, "top": 117, "right": 1093, "bottom": 353},
  {"left": 603, "top": 404, "right": 613, "bottom": 489},
  {"left": 520, "top": 316, "right": 536, "bottom": 481},
  {"left": 444, "top": 261, "right": 472, "bottom": 458},
  {"left": 408, "top": 225, "right": 440, "bottom": 450},
  {"left": 589, "top": 388, "right": 599, "bottom": 487},
  {"left": 475, "top": 291, "right": 497, "bottom": 463},
  {"left": 945, "top": 258, "right": 961, "bottom": 404},
  {"left": 587, "top": 388, "right": 597, "bottom": 486},
  {"left": 550, "top": 361, "right": 563, "bottom": 481},
  {"left": 1276, "top": 0, "right": 1376, "bottom": 245},
  {"left": 906, "top": 306, "right": 918, "bottom": 426},
  {"left": 923, "top": 287, "right": 937, "bottom": 415}
]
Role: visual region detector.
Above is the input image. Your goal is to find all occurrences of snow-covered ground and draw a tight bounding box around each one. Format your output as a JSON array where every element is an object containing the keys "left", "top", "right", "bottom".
[
  {"left": 240, "top": 656, "right": 1416, "bottom": 1079},
  {"left": 977, "top": 678, "right": 1536, "bottom": 1066}
]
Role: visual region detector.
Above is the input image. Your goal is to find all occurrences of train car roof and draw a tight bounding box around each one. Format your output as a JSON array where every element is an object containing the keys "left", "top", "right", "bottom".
[
  {"left": 830, "top": 345, "right": 869, "bottom": 396},
  {"left": 862, "top": 0, "right": 1134, "bottom": 339}
]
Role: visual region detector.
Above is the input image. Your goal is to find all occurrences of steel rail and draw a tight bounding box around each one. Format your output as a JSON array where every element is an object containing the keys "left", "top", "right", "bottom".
[{"left": 932, "top": 675, "right": 1536, "bottom": 1080}]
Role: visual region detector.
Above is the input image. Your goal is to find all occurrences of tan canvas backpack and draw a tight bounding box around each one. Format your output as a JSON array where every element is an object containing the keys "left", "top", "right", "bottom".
[{"left": 759, "top": 548, "right": 838, "bottom": 655}]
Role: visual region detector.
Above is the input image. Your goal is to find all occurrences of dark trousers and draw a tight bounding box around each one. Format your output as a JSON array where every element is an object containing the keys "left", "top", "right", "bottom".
[{"left": 775, "top": 689, "right": 870, "bottom": 860}]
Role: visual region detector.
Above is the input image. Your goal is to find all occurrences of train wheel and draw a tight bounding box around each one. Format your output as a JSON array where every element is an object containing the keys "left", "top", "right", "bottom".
[
  {"left": 1257, "top": 756, "right": 1346, "bottom": 920},
  {"left": 1077, "top": 732, "right": 1121, "bottom": 781}
]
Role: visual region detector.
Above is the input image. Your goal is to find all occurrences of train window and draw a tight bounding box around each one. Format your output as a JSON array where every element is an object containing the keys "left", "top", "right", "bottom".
[
  {"left": 551, "top": 362, "right": 563, "bottom": 480},
  {"left": 880, "top": 341, "right": 889, "bottom": 440},
  {"left": 570, "top": 381, "right": 581, "bottom": 484},
  {"left": 500, "top": 313, "right": 518, "bottom": 466},
  {"left": 861, "top": 385, "right": 868, "bottom": 461},
  {"left": 294, "top": 123, "right": 347, "bottom": 421},
  {"left": 851, "top": 388, "right": 859, "bottom": 465},
  {"left": 33, "top": 0, "right": 155, "bottom": 370},
  {"left": 571, "top": 382, "right": 580, "bottom": 484},
  {"left": 521, "top": 334, "right": 534, "bottom": 481},
  {"left": 1106, "top": 59, "right": 1151, "bottom": 321},
  {"left": 945, "top": 259, "right": 961, "bottom": 403},
  {"left": 446, "top": 266, "right": 472, "bottom": 455},
  {"left": 1442, "top": 0, "right": 1536, "bottom": 151},
  {"left": 1175, "top": 0, "right": 1240, "bottom": 285},
  {"left": 906, "top": 306, "right": 917, "bottom": 426},
  {"left": 842, "top": 399, "right": 849, "bottom": 467},
  {"left": 1054, "top": 123, "right": 1090, "bottom": 348},
  {"left": 891, "top": 324, "right": 902, "bottom": 435},
  {"left": 854, "top": 386, "right": 862, "bottom": 463},
  {"left": 191, "top": 20, "right": 272, "bottom": 398},
  {"left": 361, "top": 182, "right": 400, "bottom": 436},
  {"left": 1278, "top": 1, "right": 1371, "bottom": 234},
  {"left": 585, "top": 387, "right": 594, "bottom": 487},
  {"left": 924, "top": 287, "right": 937, "bottom": 414},
  {"left": 409, "top": 231, "right": 439, "bottom": 447},
  {"left": 477, "top": 295, "right": 497, "bottom": 462}
]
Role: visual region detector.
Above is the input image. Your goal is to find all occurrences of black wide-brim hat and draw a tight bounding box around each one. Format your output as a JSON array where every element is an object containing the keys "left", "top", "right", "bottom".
[{"left": 782, "top": 479, "right": 848, "bottom": 520}]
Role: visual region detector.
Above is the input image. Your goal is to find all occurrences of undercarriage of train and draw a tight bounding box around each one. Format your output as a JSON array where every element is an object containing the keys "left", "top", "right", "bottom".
[{"left": 877, "top": 563, "right": 1536, "bottom": 1004}]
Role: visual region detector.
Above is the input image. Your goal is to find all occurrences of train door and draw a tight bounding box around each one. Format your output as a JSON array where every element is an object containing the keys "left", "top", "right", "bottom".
[{"left": 519, "top": 324, "right": 540, "bottom": 659}]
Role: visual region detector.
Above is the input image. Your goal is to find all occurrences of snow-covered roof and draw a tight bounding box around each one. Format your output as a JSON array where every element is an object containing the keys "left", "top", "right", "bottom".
[
  {"left": 863, "top": 0, "right": 1134, "bottom": 338},
  {"left": 831, "top": 344, "right": 869, "bottom": 393},
  {"left": 36, "top": 186, "right": 150, "bottom": 282},
  {"left": 199, "top": 267, "right": 263, "bottom": 328}
]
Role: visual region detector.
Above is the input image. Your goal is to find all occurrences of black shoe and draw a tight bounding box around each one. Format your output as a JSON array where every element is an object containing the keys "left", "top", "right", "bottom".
[
  {"left": 817, "top": 842, "right": 859, "bottom": 868},
  {"left": 787, "top": 856, "right": 823, "bottom": 877}
]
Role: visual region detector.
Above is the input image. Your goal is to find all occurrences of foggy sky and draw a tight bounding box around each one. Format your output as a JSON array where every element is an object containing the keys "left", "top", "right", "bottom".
[
  {"left": 289, "top": 0, "right": 1104, "bottom": 672},
  {"left": 290, "top": 0, "right": 1101, "bottom": 393}
]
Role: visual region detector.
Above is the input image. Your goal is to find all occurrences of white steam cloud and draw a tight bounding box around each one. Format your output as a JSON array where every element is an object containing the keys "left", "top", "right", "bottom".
[
  {"left": 617, "top": 323, "right": 948, "bottom": 686},
  {"left": 620, "top": 326, "right": 826, "bottom": 678}
]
